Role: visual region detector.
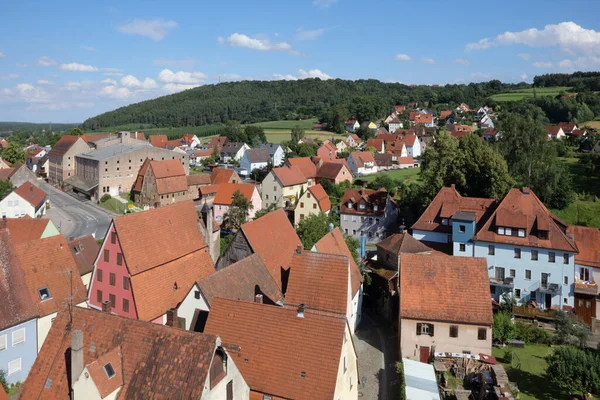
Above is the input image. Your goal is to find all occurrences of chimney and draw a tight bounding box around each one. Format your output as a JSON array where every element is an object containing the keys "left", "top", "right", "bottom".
[
  {"left": 522, "top": 187, "right": 530, "bottom": 195},
  {"left": 295, "top": 245, "right": 303, "bottom": 256},
  {"left": 71, "top": 330, "right": 84, "bottom": 390},
  {"left": 297, "top": 304, "right": 305, "bottom": 318},
  {"left": 101, "top": 300, "right": 112, "bottom": 313},
  {"left": 166, "top": 308, "right": 178, "bottom": 327},
  {"left": 399, "top": 225, "right": 406, "bottom": 234},
  {"left": 450, "top": 184, "right": 456, "bottom": 189},
  {"left": 254, "top": 294, "right": 263, "bottom": 304}
]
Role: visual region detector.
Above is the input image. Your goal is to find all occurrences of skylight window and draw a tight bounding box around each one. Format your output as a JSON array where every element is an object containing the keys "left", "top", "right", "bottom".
[
  {"left": 38, "top": 287, "right": 51, "bottom": 301},
  {"left": 103, "top": 363, "right": 116, "bottom": 379}
]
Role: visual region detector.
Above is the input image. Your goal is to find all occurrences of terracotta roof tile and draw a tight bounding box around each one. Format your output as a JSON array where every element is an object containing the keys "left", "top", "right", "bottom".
[
  {"left": 400, "top": 134, "right": 417, "bottom": 147},
  {"left": 49, "top": 135, "right": 83, "bottom": 157},
  {"left": 15, "top": 235, "right": 87, "bottom": 317},
  {"left": 377, "top": 232, "right": 432, "bottom": 255},
  {"left": 376, "top": 133, "right": 400, "bottom": 144},
  {"left": 205, "top": 298, "right": 346, "bottom": 399},
  {"left": 86, "top": 346, "right": 124, "bottom": 398},
  {"left": 208, "top": 136, "right": 228, "bottom": 148},
  {"left": 13, "top": 181, "right": 46, "bottom": 208},
  {"left": 148, "top": 135, "right": 168, "bottom": 148},
  {"left": 316, "top": 162, "right": 349, "bottom": 180},
  {"left": 149, "top": 159, "right": 185, "bottom": 179},
  {"left": 366, "top": 138, "right": 384, "bottom": 150},
  {"left": 20, "top": 307, "right": 219, "bottom": 400},
  {"left": 241, "top": 209, "right": 302, "bottom": 288},
  {"left": 0, "top": 168, "right": 15, "bottom": 180},
  {"left": 374, "top": 153, "right": 393, "bottom": 167},
  {"left": 213, "top": 183, "right": 256, "bottom": 206},
  {"left": 132, "top": 158, "right": 150, "bottom": 192},
  {"left": 210, "top": 168, "right": 238, "bottom": 184},
  {"left": 397, "top": 156, "right": 415, "bottom": 165},
  {"left": 0, "top": 217, "right": 55, "bottom": 244},
  {"left": 409, "top": 111, "right": 419, "bottom": 121},
  {"left": 350, "top": 151, "right": 375, "bottom": 168},
  {"left": 400, "top": 253, "right": 493, "bottom": 325},
  {"left": 340, "top": 188, "right": 389, "bottom": 216},
  {"left": 68, "top": 235, "right": 100, "bottom": 276},
  {"left": 415, "top": 113, "right": 433, "bottom": 125},
  {"left": 198, "top": 253, "right": 283, "bottom": 305},
  {"left": 308, "top": 184, "right": 331, "bottom": 212},
  {"left": 200, "top": 184, "right": 220, "bottom": 196},
  {"left": 287, "top": 157, "right": 318, "bottom": 179},
  {"left": 186, "top": 173, "right": 211, "bottom": 186},
  {"left": 272, "top": 165, "right": 308, "bottom": 187},
  {"left": 440, "top": 110, "right": 453, "bottom": 119},
  {"left": 567, "top": 225, "right": 600, "bottom": 268}
]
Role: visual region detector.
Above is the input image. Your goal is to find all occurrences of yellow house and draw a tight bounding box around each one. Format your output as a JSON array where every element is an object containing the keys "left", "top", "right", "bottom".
[
  {"left": 294, "top": 183, "right": 331, "bottom": 225},
  {"left": 261, "top": 165, "right": 308, "bottom": 209},
  {"left": 368, "top": 121, "right": 377, "bottom": 130}
]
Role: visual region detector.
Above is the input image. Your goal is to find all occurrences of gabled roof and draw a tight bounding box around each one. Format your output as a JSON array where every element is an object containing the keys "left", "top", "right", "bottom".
[
  {"left": 186, "top": 173, "right": 211, "bottom": 186},
  {"left": 0, "top": 217, "right": 55, "bottom": 245},
  {"left": 48, "top": 135, "right": 85, "bottom": 157},
  {"left": 205, "top": 298, "right": 347, "bottom": 399},
  {"left": 439, "top": 110, "right": 453, "bottom": 119},
  {"left": 476, "top": 188, "right": 578, "bottom": 252},
  {"left": 307, "top": 184, "right": 331, "bottom": 212},
  {"left": 400, "top": 253, "right": 493, "bottom": 325},
  {"left": 397, "top": 156, "right": 415, "bottom": 165},
  {"left": 558, "top": 122, "right": 577, "bottom": 131},
  {"left": 313, "top": 227, "right": 363, "bottom": 296},
  {"left": 208, "top": 136, "right": 227, "bottom": 148},
  {"left": 409, "top": 111, "right": 419, "bottom": 121},
  {"left": 316, "top": 162, "right": 349, "bottom": 180},
  {"left": 340, "top": 188, "right": 389, "bottom": 216},
  {"left": 374, "top": 153, "right": 393, "bottom": 167},
  {"left": 86, "top": 346, "right": 124, "bottom": 398},
  {"left": 210, "top": 168, "right": 237, "bottom": 184},
  {"left": 241, "top": 209, "right": 302, "bottom": 288},
  {"left": 14, "top": 235, "right": 87, "bottom": 317},
  {"left": 20, "top": 307, "right": 221, "bottom": 399},
  {"left": 12, "top": 181, "right": 46, "bottom": 208},
  {"left": 149, "top": 160, "right": 187, "bottom": 194},
  {"left": 415, "top": 113, "right": 433, "bottom": 125},
  {"left": 349, "top": 133, "right": 361, "bottom": 144},
  {"left": 213, "top": 183, "right": 256, "bottom": 205},
  {"left": 571, "top": 129, "right": 586, "bottom": 136},
  {"left": 377, "top": 232, "right": 433, "bottom": 255},
  {"left": 482, "top": 128, "right": 497, "bottom": 137},
  {"left": 376, "top": 133, "right": 400, "bottom": 144},
  {"left": 366, "top": 138, "right": 384, "bottom": 150},
  {"left": 81, "top": 133, "right": 117, "bottom": 143},
  {"left": 260, "top": 143, "right": 283, "bottom": 156},
  {"left": 545, "top": 126, "right": 563, "bottom": 135},
  {"left": 198, "top": 253, "right": 283, "bottom": 305},
  {"left": 272, "top": 165, "right": 307, "bottom": 187},
  {"left": 68, "top": 235, "right": 100, "bottom": 276},
  {"left": 287, "top": 157, "right": 318, "bottom": 179},
  {"left": 245, "top": 148, "right": 270, "bottom": 163},
  {"left": 349, "top": 151, "right": 375, "bottom": 168},
  {"left": 148, "top": 135, "right": 168, "bottom": 148},
  {"left": 400, "top": 134, "right": 417, "bottom": 147},
  {"left": 132, "top": 158, "right": 151, "bottom": 193},
  {"left": 221, "top": 142, "right": 247, "bottom": 154},
  {"left": 567, "top": 225, "right": 600, "bottom": 268},
  {"left": 0, "top": 229, "right": 39, "bottom": 330}
]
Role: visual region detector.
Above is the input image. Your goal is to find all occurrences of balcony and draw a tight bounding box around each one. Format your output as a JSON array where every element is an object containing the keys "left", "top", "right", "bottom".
[
  {"left": 540, "top": 282, "right": 561, "bottom": 295},
  {"left": 575, "top": 280, "right": 599, "bottom": 296},
  {"left": 489, "top": 276, "right": 514, "bottom": 288}
]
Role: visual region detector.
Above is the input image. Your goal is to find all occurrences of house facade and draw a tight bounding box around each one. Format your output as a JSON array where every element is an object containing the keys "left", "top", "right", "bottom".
[
  {"left": 340, "top": 188, "right": 398, "bottom": 242},
  {"left": 239, "top": 148, "right": 270, "bottom": 174},
  {"left": 213, "top": 183, "right": 261, "bottom": 222},
  {"left": 317, "top": 142, "right": 337, "bottom": 161},
  {"left": 294, "top": 183, "right": 331, "bottom": 224},
  {"left": 400, "top": 134, "right": 421, "bottom": 157},
  {"left": 132, "top": 159, "right": 191, "bottom": 208},
  {"left": 347, "top": 151, "right": 378, "bottom": 175},
  {"left": 220, "top": 142, "right": 249, "bottom": 162},
  {"left": 0, "top": 182, "right": 46, "bottom": 218},
  {"left": 388, "top": 118, "right": 403, "bottom": 133},
  {"left": 345, "top": 118, "right": 360, "bottom": 133},
  {"left": 261, "top": 166, "right": 308, "bottom": 209},
  {"left": 48, "top": 135, "right": 90, "bottom": 187},
  {"left": 346, "top": 134, "right": 362, "bottom": 148},
  {"left": 315, "top": 162, "right": 353, "bottom": 185},
  {"left": 260, "top": 143, "right": 285, "bottom": 166}
]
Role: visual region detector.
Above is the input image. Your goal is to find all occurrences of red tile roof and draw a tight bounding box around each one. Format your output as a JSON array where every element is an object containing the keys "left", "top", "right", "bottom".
[
  {"left": 200, "top": 184, "right": 219, "bottom": 196},
  {"left": 567, "top": 225, "right": 600, "bottom": 268},
  {"left": 213, "top": 183, "right": 256, "bottom": 205},
  {"left": 86, "top": 346, "right": 124, "bottom": 398},
  {"left": 482, "top": 128, "right": 497, "bottom": 137},
  {"left": 148, "top": 134, "right": 168, "bottom": 148},
  {"left": 400, "top": 253, "right": 493, "bottom": 325},
  {"left": 440, "top": 110, "right": 453, "bottom": 119},
  {"left": 241, "top": 209, "right": 302, "bottom": 288},
  {"left": 15, "top": 235, "right": 87, "bottom": 317},
  {"left": 571, "top": 129, "right": 586, "bottom": 136},
  {"left": 132, "top": 158, "right": 150, "bottom": 192},
  {"left": 400, "top": 134, "right": 417, "bottom": 147},
  {"left": 376, "top": 133, "right": 400, "bottom": 144},
  {"left": 286, "top": 157, "right": 318, "bottom": 179},
  {"left": 340, "top": 188, "right": 389, "bottom": 216},
  {"left": 308, "top": 184, "right": 331, "bottom": 212},
  {"left": 13, "top": 181, "right": 46, "bottom": 208},
  {"left": 81, "top": 133, "right": 117, "bottom": 143},
  {"left": 349, "top": 133, "right": 361, "bottom": 144},
  {"left": 316, "top": 162, "right": 350, "bottom": 181},
  {"left": 272, "top": 165, "right": 308, "bottom": 187},
  {"left": 208, "top": 136, "right": 227, "bottom": 148},
  {"left": 415, "top": 113, "right": 433, "bottom": 125},
  {"left": 20, "top": 307, "right": 220, "bottom": 400},
  {"left": 0, "top": 217, "right": 54, "bottom": 244},
  {"left": 210, "top": 168, "right": 238, "bottom": 184},
  {"left": 558, "top": 122, "right": 577, "bottom": 132},
  {"left": 49, "top": 135, "right": 84, "bottom": 157},
  {"left": 545, "top": 126, "right": 563, "bottom": 135},
  {"left": 366, "top": 138, "right": 384, "bottom": 151},
  {"left": 149, "top": 160, "right": 187, "bottom": 194},
  {"left": 350, "top": 151, "right": 375, "bottom": 168},
  {"left": 409, "top": 111, "right": 419, "bottom": 121},
  {"left": 186, "top": 173, "right": 211, "bottom": 186},
  {"left": 205, "top": 298, "right": 347, "bottom": 399},
  {"left": 394, "top": 105, "right": 406, "bottom": 113},
  {"left": 68, "top": 235, "right": 100, "bottom": 276},
  {"left": 378, "top": 232, "right": 433, "bottom": 255},
  {"left": 313, "top": 227, "right": 363, "bottom": 296}
]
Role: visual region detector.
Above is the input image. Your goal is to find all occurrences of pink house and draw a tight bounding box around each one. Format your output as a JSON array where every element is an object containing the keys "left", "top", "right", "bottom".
[
  {"left": 317, "top": 142, "right": 337, "bottom": 161},
  {"left": 213, "top": 183, "right": 262, "bottom": 223}
]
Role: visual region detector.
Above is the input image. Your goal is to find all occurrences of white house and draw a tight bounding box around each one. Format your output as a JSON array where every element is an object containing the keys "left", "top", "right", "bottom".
[
  {"left": 240, "top": 148, "right": 270, "bottom": 174},
  {"left": 388, "top": 117, "right": 403, "bottom": 133},
  {"left": 346, "top": 134, "right": 362, "bottom": 148},
  {"left": 0, "top": 181, "right": 47, "bottom": 218},
  {"left": 480, "top": 114, "right": 495, "bottom": 128},
  {"left": 400, "top": 134, "right": 422, "bottom": 157},
  {"left": 546, "top": 126, "right": 566, "bottom": 140},
  {"left": 260, "top": 143, "right": 285, "bottom": 166},
  {"left": 220, "top": 142, "right": 250, "bottom": 162},
  {"left": 347, "top": 151, "right": 378, "bottom": 175},
  {"left": 345, "top": 118, "right": 360, "bottom": 133}
]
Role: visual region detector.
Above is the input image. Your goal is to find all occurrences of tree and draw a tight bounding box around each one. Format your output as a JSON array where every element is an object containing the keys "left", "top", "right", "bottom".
[
  {"left": 223, "top": 190, "right": 253, "bottom": 229},
  {"left": 554, "top": 310, "right": 590, "bottom": 347},
  {"left": 223, "top": 121, "right": 243, "bottom": 142},
  {"left": 254, "top": 203, "right": 279, "bottom": 220},
  {"left": 291, "top": 125, "right": 305, "bottom": 143},
  {"left": 0, "top": 369, "right": 7, "bottom": 394},
  {"left": 328, "top": 104, "right": 348, "bottom": 134},
  {"left": 356, "top": 125, "right": 374, "bottom": 140},
  {"left": 321, "top": 179, "right": 354, "bottom": 210},
  {"left": 68, "top": 127, "right": 84, "bottom": 136},
  {"left": 546, "top": 346, "right": 600, "bottom": 397},
  {"left": 1, "top": 141, "right": 25, "bottom": 164},
  {"left": 244, "top": 125, "right": 267, "bottom": 147},
  {"left": 492, "top": 311, "right": 515, "bottom": 344},
  {"left": 0, "top": 180, "right": 12, "bottom": 199},
  {"left": 367, "top": 174, "right": 398, "bottom": 194},
  {"left": 296, "top": 212, "right": 332, "bottom": 249}
]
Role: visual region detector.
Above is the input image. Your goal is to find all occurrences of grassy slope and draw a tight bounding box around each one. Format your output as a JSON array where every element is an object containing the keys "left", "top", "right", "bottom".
[
  {"left": 249, "top": 119, "right": 318, "bottom": 130},
  {"left": 490, "top": 87, "right": 571, "bottom": 102},
  {"left": 582, "top": 121, "right": 600, "bottom": 130},
  {"left": 359, "top": 168, "right": 422, "bottom": 184}
]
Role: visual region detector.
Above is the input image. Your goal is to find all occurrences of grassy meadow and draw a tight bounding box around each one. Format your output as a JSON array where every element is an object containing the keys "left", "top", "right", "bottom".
[{"left": 490, "top": 86, "right": 571, "bottom": 102}]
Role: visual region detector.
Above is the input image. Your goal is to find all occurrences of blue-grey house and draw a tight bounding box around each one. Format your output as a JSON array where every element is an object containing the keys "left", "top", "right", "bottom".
[
  {"left": 412, "top": 186, "right": 578, "bottom": 311},
  {"left": 0, "top": 230, "right": 39, "bottom": 385}
]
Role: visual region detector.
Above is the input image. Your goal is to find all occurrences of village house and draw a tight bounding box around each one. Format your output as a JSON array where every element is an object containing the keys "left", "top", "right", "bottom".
[
  {"left": 545, "top": 126, "right": 566, "bottom": 140},
  {"left": 366, "top": 138, "right": 385, "bottom": 154},
  {"left": 399, "top": 134, "right": 421, "bottom": 157},
  {"left": 240, "top": 148, "right": 270, "bottom": 174},
  {"left": 48, "top": 135, "right": 90, "bottom": 187},
  {"left": 219, "top": 141, "right": 249, "bottom": 162},
  {"left": 315, "top": 162, "right": 353, "bottom": 185},
  {"left": 347, "top": 151, "right": 378, "bottom": 175},
  {"left": 447, "top": 124, "right": 472, "bottom": 135},
  {"left": 68, "top": 234, "right": 100, "bottom": 290},
  {"left": 0, "top": 181, "right": 46, "bottom": 218},
  {"left": 385, "top": 139, "right": 408, "bottom": 159},
  {"left": 388, "top": 117, "right": 403, "bottom": 133},
  {"left": 132, "top": 159, "right": 190, "bottom": 208},
  {"left": 216, "top": 209, "right": 302, "bottom": 290},
  {"left": 260, "top": 143, "right": 286, "bottom": 166},
  {"left": 186, "top": 173, "right": 211, "bottom": 201},
  {"left": 286, "top": 157, "right": 318, "bottom": 186},
  {"left": 294, "top": 183, "right": 331, "bottom": 224},
  {"left": 571, "top": 128, "right": 587, "bottom": 136},
  {"left": 340, "top": 188, "right": 398, "bottom": 242},
  {"left": 317, "top": 141, "right": 337, "bottom": 161},
  {"left": 87, "top": 201, "right": 215, "bottom": 324},
  {"left": 0, "top": 217, "right": 59, "bottom": 244},
  {"left": 559, "top": 121, "right": 579, "bottom": 134},
  {"left": 335, "top": 139, "right": 348, "bottom": 153},
  {"left": 412, "top": 186, "right": 578, "bottom": 310},
  {"left": 176, "top": 253, "right": 283, "bottom": 332},
  {"left": 374, "top": 153, "right": 393, "bottom": 169},
  {"left": 25, "top": 147, "right": 46, "bottom": 173},
  {"left": 479, "top": 114, "right": 495, "bottom": 129},
  {"left": 439, "top": 110, "right": 453, "bottom": 120},
  {"left": 399, "top": 253, "right": 493, "bottom": 362},
  {"left": 19, "top": 307, "right": 249, "bottom": 399},
  {"left": 345, "top": 117, "right": 360, "bottom": 133},
  {"left": 213, "top": 183, "right": 261, "bottom": 222},
  {"left": 415, "top": 113, "right": 434, "bottom": 127},
  {"left": 261, "top": 165, "right": 308, "bottom": 209},
  {"left": 346, "top": 133, "right": 362, "bottom": 148},
  {"left": 482, "top": 128, "right": 499, "bottom": 141},
  {"left": 205, "top": 298, "right": 358, "bottom": 400},
  {"left": 208, "top": 136, "right": 228, "bottom": 149},
  {"left": 0, "top": 163, "right": 37, "bottom": 188}
]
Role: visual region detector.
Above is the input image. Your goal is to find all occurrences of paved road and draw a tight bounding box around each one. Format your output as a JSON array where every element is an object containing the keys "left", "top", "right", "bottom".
[{"left": 39, "top": 181, "right": 112, "bottom": 240}]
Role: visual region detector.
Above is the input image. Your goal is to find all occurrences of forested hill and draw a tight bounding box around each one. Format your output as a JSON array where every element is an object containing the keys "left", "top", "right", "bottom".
[{"left": 82, "top": 79, "right": 525, "bottom": 130}]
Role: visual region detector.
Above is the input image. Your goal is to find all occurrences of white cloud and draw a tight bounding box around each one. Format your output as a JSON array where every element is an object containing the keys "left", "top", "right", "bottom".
[
  {"left": 101, "top": 78, "right": 117, "bottom": 85},
  {"left": 116, "top": 19, "right": 178, "bottom": 41},
  {"left": 421, "top": 58, "right": 435, "bottom": 64},
  {"left": 99, "top": 85, "right": 132, "bottom": 99},
  {"left": 520, "top": 74, "right": 528, "bottom": 80},
  {"left": 37, "top": 79, "right": 55, "bottom": 85},
  {"left": 104, "top": 72, "right": 124, "bottom": 77},
  {"left": 157, "top": 69, "right": 207, "bottom": 84},
  {"left": 533, "top": 61, "right": 553, "bottom": 68},
  {"left": 36, "top": 56, "right": 57, "bottom": 67},
  {"left": 153, "top": 57, "right": 198, "bottom": 69},
  {"left": 467, "top": 22, "right": 600, "bottom": 55},
  {"left": 81, "top": 45, "right": 98, "bottom": 52},
  {"left": 0, "top": 51, "right": 5, "bottom": 58},
  {"left": 14, "top": 83, "right": 52, "bottom": 103},
  {"left": 298, "top": 68, "right": 332, "bottom": 79},
  {"left": 0, "top": 74, "right": 19, "bottom": 80},
  {"left": 518, "top": 53, "right": 531, "bottom": 60},
  {"left": 557, "top": 56, "right": 600, "bottom": 70},
  {"left": 120, "top": 75, "right": 158, "bottom": 89},
  {"left": 162, "top": 83, "right": 200, "bottom": 93},
  {"left": 313, "top": 0, "right": 338, "bottom": 8},
  {"left": 295, "top": 27, "right": 326, "bottom": 41},
  {"left": 454, "top": 58, "right": 469, "bottom": 65},
  {"left": 220, "top": 33, "right": 298, "bottom": 55},
  {"left": 60, "top": 63, "right": 99, "bottom": 72},
  {"left": 395, "top": 54, "right": 411, "bottom": 61}
]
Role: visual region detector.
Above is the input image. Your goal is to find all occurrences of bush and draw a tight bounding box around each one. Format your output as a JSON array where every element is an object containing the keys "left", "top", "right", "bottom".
[
  {"left": 493, "top": 312, "right": 515, "bottom": 344},
  {"left": 100, "top": 194, "right": 112, "bottom": 203},
  {"left": 514, "top": 321, "right": 552, "bottom": 344}
]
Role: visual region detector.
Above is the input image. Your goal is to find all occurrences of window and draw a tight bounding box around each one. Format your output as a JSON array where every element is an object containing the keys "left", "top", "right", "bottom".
[
  {"left": 350, "top": 375, "right": 353, "bottom": 389},
  {"left": 449, "top": 325, "right": 458, "bottom": 338},
  {"left": 564, "top": 276, "right": 569, "bottom": 285},
  {"left": 459, "top": 243, "right": 466, "bottom": 252},
  {"left": 539, "top": 230, "right": 549, "bottom": 240},
  {"left": 490, "top": 286, "right": 496, "bottom": 295},
  {"left": 359, "top": 204, "right": 365, "bottom": 210},
  {"left": 549, "top": 252, "right": 555, "bottom": 263},
  {"left": 343, "top": 356, "right": 347, "bottom": 373},
  {"left": 459, "top": 225, "right": 466, "bottom": 233},
  {"left": 478, "top": 328, "right": 487, "bottom": 340},
  {"left": 265, "top": 194, "right": 269, "bottom": 200},
  {"left": 300, "top": 214, "right": 304, "bottom": 220},
  {"left": 104, "top": 249, "right": 109, "bottom": 262},
  {"left": 525, "top": 269, "right": 531, "bottom": 280},
  {"left": 313, "top": 203, "right": 317, "bottom": 209},
  {"left": 531, "top": 250, "right": 538, "bottom": 261},
  {"left": 495, "top": 267, "right": 505, "bottom": 280},
  {"left": 441, "top": 218, "right": 448, "bottom": 226},
  {"left": 109, "top": 294, "right": 116, "bottom": 308},
  {"left": 226, "top": 381, "right": 233, "bottom": 400},
  {"left": 515, "top": 289, "right": 521, "bottom": 299},
  {"left": 273, "top": 186, "right": 276, "bottom": 191},
  {"left": 518, "top": 229, "right": 525, "bottom": 237},
  {"left": 506, "top": 227, "right": 512, "bottom": 236},
  {"left": 103, "top": 363, "right": 116, "bottom": 379},
  {"left": 8, "top": 358, "right": 21, "bottom": 376},
  {"left": 123, "top": 299, "right": 129, "bottom": 313},
  {"left": 210, "top": 349, "right": 227, "bottom": 388},
  {"left": 514, "top": 248, "right": 521, "bottom": 259},
  {"left": 497, "top": 227, "right": 505, "bottom": 235},
  {"left": 97, "top": 269, "right": 103, "bottom": 282},
  {"left": 488, "top": 245, "right": 495, "bottom": 255},
  {"left": 109, "top": 273, "right": 116, "bottom": 286},
  {"left": 38, "top": 287, "right": 51, "bottom": 301},
  {"left": 117, "top": 253, "right": 123, "bottom": 266},
  {"left": 563, "top": 253, "right": 570, "bottom": 264},
  {"left": 510, "top": 269, "right": 516, "bottom": 278},
  {"left": 123, "top": 277, "right": 130, "bottom": 290},
  {"left": 531, "top": 291, "right": 537, "bottom": 302},
  {"left": 580, "top": 267, "right": 591, "bottom": 282},
  {"left": 111, "top": 232, "right": 116, "bottom": 244},
  {"left": 97, "top": 290, "right": 103, "bottom": 303},
  {"left": 12, "top": 328, "right": 25, "bottom": 346},
  {"left": 307, "top": 193, "right": 311, "bottom": 199},
  {"left": 263, "top": 396, "right": 272, "bottom": 400},
  {"left": 0, "top": 335, "right": 6, "bottom": 351},
  {"left": 417, "top": 323, "right": 434, "bottom": 336}
]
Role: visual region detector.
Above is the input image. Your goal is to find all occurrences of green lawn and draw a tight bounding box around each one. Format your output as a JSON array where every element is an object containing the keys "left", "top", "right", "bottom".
[
  {"left": 359, "top": 168, "right": 422, "bottom": 184},
  {"left": 490, "top": 87, "right": 571, "bottom": 102},
  {"left": 249, "top": 119, "right": 319, "bottom": 130},
  {"left": 552, "top": 200, "right": 600, "bottom": 228},
  {"left": 492, "top": 345, "right": 568, "bottom": 400},
  {"left": 100, "top": 197, "right": 131, "bottom": 214}
]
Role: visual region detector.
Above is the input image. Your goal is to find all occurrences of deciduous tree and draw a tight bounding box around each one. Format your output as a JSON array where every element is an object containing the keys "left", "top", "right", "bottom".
[{"left": 223, "top": 190, "right": 253, "bottom": 229}]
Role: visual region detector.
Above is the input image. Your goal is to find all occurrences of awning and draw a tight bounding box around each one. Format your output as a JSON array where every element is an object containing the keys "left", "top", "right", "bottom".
[{"left": 64, "top": 176, "right": 98, "bottom": 192}]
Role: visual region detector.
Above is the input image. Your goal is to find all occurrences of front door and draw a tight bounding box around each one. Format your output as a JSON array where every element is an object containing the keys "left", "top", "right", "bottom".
[
  {"left": 419, "top": 346, "right": 430, "bottom": 363},
  {"left": 575, "top": 294, "right": 595, "bottom": 326},
  {"left": 545, "top": 293, "right": 552, "bottom": 309}
]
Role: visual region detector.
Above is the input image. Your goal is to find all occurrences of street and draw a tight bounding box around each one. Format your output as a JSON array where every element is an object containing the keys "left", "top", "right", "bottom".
[{"left": 39, "top": 181, "right": 112, "bottom": 240}]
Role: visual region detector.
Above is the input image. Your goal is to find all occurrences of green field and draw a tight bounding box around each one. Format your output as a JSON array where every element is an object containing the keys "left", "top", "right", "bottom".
[
  {"left": 490, "top": 86, "right": 571, "bottom": 102},
  {"left": 87, "top": 124, "right": 225, "bottom": 139},
  {"left": 249, "top": 119, "right": 319, "bottom": 130},
  {"left": 359, "top": 168, "right": 422, "bottom": 184}
]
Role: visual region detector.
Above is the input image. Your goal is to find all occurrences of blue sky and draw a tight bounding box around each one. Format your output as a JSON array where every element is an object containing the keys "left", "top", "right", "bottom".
[{"left": 1, "top": 0, "right": 600, "bottom": 123}]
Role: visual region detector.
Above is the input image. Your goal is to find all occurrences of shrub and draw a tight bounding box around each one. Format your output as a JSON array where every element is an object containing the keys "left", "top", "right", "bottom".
[
  {"left": 100, "top": 194, "right": 112, "bottom": 203},
  {"left": 493, "top": 312, "right": 515, "bottom": 344},
  {"left": 514, "top": 321, "right": 552, "bottom": 344}
]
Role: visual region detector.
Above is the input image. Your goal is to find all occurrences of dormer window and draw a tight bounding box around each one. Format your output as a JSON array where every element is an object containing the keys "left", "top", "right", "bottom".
[
  {"left": 497, "top": 227, "right": 505, "bottom": 235},
  {"left": 373, "top": 205, "right": 378, "bottom": 211},
  {"left": 103, "top": 363, "right": 116, "bottom": 379},
  {"left": 442, "top": 218, "right": 449, "bottom": 226},
  {"left": 38, "top": 287, "right": 51, "bottom": 301},
  {"left": 539, "top": 230, "right": 549, "bottom": 240},
  {"left": 347, "top": 202, "right": 353, "bottom": 209},
  {"left": 359, "top": 204, "right": 365, "bottom": 210},
  {"left": 518, "top": 229, "right": 525, "bottom": 237},
  {"left": 210, "top": 348, "right": 227, "bottom": 388},
  {"left": 505, "top": 227, "right": 512, "bottom": 236}
]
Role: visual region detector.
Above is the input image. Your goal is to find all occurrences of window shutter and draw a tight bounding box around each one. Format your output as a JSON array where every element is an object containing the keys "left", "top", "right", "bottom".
[
  {"left": 429, "top": 324, "right": 435, "bottom": 337},
  {"left": 416, "top": 323, "right": 422, "bottom": 335}
]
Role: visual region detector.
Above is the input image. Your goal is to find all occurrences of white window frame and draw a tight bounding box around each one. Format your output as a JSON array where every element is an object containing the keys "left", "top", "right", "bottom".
[
  {"left": 8, "top": 358, "right": 22, "bottom": 376},
  {"left": 0, "top": 334, "right": 6, "bottom": 352},
  {"left": 12, "top": 328, "right": 25, "bottom": 346},
  {"left": 518, "top": 229, "right": 525, "bottom": 237},
  {"left": 505, "top": 227, "right": 512, "bottom": 236},
  {"left": 497, "top": 227, "right": 505, "bottom": 235}
]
